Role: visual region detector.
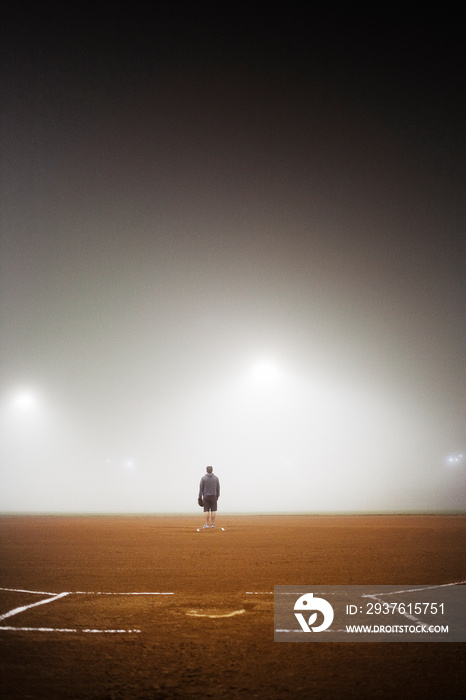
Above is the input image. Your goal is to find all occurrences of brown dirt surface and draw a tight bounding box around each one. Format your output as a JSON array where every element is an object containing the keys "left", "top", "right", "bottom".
[{"left": 0, "top": 514, "right": 465, "bottom": 698}]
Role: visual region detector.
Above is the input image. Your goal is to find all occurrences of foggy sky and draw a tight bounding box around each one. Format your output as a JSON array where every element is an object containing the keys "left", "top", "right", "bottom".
[{"left": 1, "top": 8, "right": 464, "bottom": 513}]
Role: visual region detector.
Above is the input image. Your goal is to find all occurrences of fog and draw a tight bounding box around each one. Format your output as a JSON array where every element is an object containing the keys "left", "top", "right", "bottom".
[{"left": 1, "top": 10, "right": 464, "bottom": 513}]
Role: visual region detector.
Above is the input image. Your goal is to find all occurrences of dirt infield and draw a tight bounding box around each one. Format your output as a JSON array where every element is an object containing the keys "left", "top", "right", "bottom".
[{"left": 0, "top": 514, "right": 465, "bottom": 698}]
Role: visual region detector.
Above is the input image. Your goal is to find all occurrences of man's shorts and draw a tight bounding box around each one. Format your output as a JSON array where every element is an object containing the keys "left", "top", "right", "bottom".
[{"left": 203, "top": 494, "right": 218, "bottom": 512}]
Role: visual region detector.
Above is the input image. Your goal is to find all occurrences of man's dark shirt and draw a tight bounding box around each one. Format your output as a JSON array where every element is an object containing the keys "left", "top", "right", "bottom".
[{"left": 199, "top": 473, "right": 220, "bottom": 499}]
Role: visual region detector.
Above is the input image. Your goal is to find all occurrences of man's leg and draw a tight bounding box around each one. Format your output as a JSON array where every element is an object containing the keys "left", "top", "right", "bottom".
[{"left": 210, "top": 498, "right": 217, "bottom": 527}]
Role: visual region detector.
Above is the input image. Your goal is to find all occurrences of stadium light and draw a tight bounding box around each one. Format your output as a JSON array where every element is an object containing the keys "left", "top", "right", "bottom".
[
  {"left": 249, "top": 360, "right": 281, "bottom": 385},
  {"left": 10, "top": 388, "right": 40, "bottom": 411}
]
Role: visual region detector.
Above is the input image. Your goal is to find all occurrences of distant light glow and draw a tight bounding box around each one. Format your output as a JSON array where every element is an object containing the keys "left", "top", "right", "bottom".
[
  {"left": 446, "top": 453, "right": 464, "bottom": 467},
  {"left": 11, "top": 389, "right": 38, "bottom": 410},
  {"left": 249, "top": 360, "right": 281, "bottom": 384}
]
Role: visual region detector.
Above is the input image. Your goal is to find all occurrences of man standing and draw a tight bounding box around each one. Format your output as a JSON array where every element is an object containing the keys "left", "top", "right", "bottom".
[{"left": 199, "top": 466, "right": 220, "bottom": 529}]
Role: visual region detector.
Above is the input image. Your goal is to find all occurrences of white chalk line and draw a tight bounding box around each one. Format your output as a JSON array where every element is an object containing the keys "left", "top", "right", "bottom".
[
  {"left": 361, "top": 581, "right": 466, "bottom": 596},
  {"left": 0, "top": 592, "right": 69, "bottom": 622},
  {"left": 0, "top": 588, "right": 172, "bottom": 634},
  {"left": 2, "top": 583, "right": 463, "bottom": 634},
  {"left": 0, "top": 588, "right": 257, "bottom": 631},
  {"left": 361, "top": 581, "right": 466, "bottom": 625},
  {"left": 0, "top": 588, "right": 174, "bottom": 596},
  {"left": 77, "top": 591, "right": 174, "bottom": 596},
  {"left": 275, "top": 628, "right": 349, "bottom": 634},
  {"left": 0, "top": 587, "right": 58, "bottom": 596},
  {"left": 0, "top": 626, "right": 141, "bottom": 634},
  {"left": 186, "top": 609, "right": 246, "bottom": 618}
]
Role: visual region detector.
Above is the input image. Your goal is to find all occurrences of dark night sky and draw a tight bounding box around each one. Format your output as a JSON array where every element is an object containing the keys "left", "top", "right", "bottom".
[{"left": 1, "top": 7, "right": 464, "bottom": 512}]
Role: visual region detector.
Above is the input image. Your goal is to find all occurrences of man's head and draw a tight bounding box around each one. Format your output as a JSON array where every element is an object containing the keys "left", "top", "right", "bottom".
[{"left": 206, "top": 466, "right": 213, "bottom": 474}]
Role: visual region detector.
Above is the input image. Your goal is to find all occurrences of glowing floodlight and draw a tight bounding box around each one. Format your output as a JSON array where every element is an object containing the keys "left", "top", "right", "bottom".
[
  {"left": 446, "top": 453, "right": 464, "bottom": 466},
  {"left": 249, "top": 360, "right": 280, "bottom": 384},
  {"left": 12, "top": 389, "right": 38, "bottom": 410}
]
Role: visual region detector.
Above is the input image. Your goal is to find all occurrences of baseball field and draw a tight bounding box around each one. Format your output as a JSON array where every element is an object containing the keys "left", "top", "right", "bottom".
[{"left": 0, "top": 514, "right": 465, "bottom": 698}]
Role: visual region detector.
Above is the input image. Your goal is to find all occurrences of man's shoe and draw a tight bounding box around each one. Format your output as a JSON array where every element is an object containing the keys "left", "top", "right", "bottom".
[
  {"left": 202, "top": 524, "right": 209, "bottom": 529},
  {"left": 211, "top": 524, "right": 215, "bottom": 528}
]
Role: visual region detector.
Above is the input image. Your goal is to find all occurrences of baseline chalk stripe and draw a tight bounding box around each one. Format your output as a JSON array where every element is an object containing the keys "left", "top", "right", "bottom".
[
  {"left": 0, "top": 588, "right": 173, "bottom": 634},
  {"left": 0, "top": 588, "right": 174, "bottom": 596},
  {"left": 0, "top": 592, "right": 69, "bottom": 622},
  {"left": 0, "top": 587, "right": 58, "bottom": 596},
  {"left": 361, "top": 581, "right": 466, "bottom": 625},
  {"left": 0, "top": 626, "right": 141, "bottom": 634},
  {"left": 361, "top": 581, "right": 466, "bottom": 596},
  {"left": 95, "top": 591, "right": 174, "bottom": 596}
]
